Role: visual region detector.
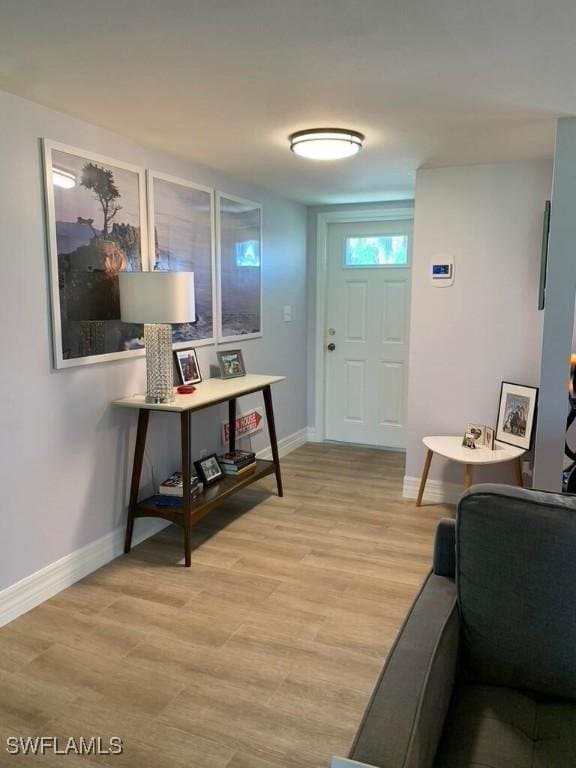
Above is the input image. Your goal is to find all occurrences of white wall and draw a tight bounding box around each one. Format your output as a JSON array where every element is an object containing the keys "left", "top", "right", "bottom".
[
  {"left": 0, "top": 90, "right": 307, "bottom": 592},
  {"left": 404, "top": 161, "right": 552, "bottom": 492},
  {"left": 534, "top": 118, "right": 576, "bottom": 491}
]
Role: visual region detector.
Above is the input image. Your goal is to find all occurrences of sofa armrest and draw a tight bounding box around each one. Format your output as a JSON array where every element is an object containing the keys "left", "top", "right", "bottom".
[
  {"left": 433, "top": 519, "right": 456, "bottom": 578},
  {"left": 346, "top": 573, "right": 459, "bottom": 768}
]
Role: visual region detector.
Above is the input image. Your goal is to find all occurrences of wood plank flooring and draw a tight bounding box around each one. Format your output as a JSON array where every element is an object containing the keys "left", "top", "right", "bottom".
[{"left": 0, "top": 443, "right": 452, "bottom": 767}]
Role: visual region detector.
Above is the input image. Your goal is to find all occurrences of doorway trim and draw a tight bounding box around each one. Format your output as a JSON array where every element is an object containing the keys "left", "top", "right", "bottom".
[{"left": 313, "top": 205, "right": 414, "bottom": 442}]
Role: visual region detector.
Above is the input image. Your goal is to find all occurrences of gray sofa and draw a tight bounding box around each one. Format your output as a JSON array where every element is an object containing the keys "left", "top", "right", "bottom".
[{"left": 332, "top": 484, "right": 576, "bottom": 768}]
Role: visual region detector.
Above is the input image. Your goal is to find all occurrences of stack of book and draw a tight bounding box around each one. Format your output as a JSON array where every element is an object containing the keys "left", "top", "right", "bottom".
[
  {"left": 218, "top": 450, "right": 256, "bottom": 477},
  {"left": 158, "top": 471, "right": 203, "bottom": 499}
]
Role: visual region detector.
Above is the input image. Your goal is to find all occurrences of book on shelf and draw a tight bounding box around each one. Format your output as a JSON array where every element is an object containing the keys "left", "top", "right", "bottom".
[
  {"left": 153, "top": 484, "right": 203, "bottom": 507},
  {"left": 159, "top": 471, "right": 200, "bottom": 497},
  {"left": 218, "top": 450, "right": 256, "bottom": 469},
  {"left": 221, "top": 461, "right": 256, "bottom": 477},
  {"left": 153, "top": 495, "right": 183, "bottom": 508}
]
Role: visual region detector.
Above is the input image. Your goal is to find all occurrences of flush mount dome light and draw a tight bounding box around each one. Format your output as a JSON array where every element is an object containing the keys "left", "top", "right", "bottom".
[{"left": 289, "top": 128, "right": 364, "bottom": 160}]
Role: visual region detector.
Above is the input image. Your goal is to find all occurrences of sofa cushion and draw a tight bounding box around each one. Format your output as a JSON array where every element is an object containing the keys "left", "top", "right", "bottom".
[
  {"left": 434, "top": 684, "right": 576, "bottom": 767},
  {"left": 456, "top": 485, "right": 576, "bottom": 699}
]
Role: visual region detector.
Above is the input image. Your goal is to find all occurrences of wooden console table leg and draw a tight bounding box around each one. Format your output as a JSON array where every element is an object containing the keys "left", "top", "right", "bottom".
[
  {"left": 125, "top": 409, "right": 150, "bottom": 554},
  {"left": 416, "top": 449, "right": 433, "bottom": 507},
  {"left": 181, "top": 411, "right": 192, "bottom": 567},
  {"left": 464, "top": 463, "right": 473, "bottom": 490},
  {"left": 263, "top": 385, "right": 283, "bottom": 497},
  {"left": 229, "top": 398, "right": 237, "bottom": 452},
  {"left": 514, "top": 457, "right": 524, "bottom": 487}
]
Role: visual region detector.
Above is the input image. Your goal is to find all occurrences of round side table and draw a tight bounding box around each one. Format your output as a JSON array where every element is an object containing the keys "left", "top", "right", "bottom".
[{"left": 416, "top": 435, "right": 526, "bottom": 506}]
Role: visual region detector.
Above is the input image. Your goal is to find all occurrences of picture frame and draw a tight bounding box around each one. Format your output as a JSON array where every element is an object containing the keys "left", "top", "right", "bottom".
[
  {"left": 147, "top": 171, "right": 216, "bottom": 347},
  {"left": 485, "top": 426, "right": 495, "bottom": 450},
  {"left": 174, "top": 347, "right": 202, "bottom": 385},
  {"left": 217, "top": 349, "right": 246, "bottom": 379},
  {"left": 496, "top": 382, "right": 539, "bottom": 450},
  {"left": 193, "top": 454, "right": 223, "bottom": 486},
  {"left": 216, "top": 192, "right": 262, "bottom": 342},
  {"left": 461, "top": 432, "right": 478, "bottom": 449},
  {"left": 42, "top": 140, "right": 149, "bottom": 368},
  {"left": 466, "top": 423, "right": 486, "bottom": 448},
  {"left": 538, "top": 200, "right": 550, "bottom": 311}
]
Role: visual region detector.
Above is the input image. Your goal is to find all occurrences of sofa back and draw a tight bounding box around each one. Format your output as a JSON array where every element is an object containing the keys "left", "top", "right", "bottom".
[{"left": 457, "top": 485, "right": 576, "bottom": 700}]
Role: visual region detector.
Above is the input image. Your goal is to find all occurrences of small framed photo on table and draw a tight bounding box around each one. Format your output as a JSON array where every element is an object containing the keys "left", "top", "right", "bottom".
[
  {"left": 485, "top": 426, "right": 495, "bottom": 450},
  {"left": 194, "top": 454, "right": 223, "bottom": 486},
  {"left": 466, "top": 424, "right": 485, "bottom": 447},
  {"left": 496, "top": 382, "right": 538, "bottom": 450},
  {"left": 217, "top": 349, "right": 246, "bottom": 379},
  {"left": 174, "top": 347, "right": 202, "bottom": 385}
]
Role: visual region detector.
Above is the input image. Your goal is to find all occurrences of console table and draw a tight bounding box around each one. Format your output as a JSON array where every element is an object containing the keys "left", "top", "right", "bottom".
[{"left": 113, "top": 374, "right": 285, "bottom": 566}]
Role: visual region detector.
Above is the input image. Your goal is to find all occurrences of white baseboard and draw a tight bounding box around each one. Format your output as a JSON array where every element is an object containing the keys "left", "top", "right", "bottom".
[
  {"left": 306, "top": 427, "right": 320, "bottom": 442},
  {"left": 402, "top": 475, "right": 461, "bottom": 505},
  {"left": 0, "top": 427, "right": 311, "bottom": 628},
  {"left": 256, "top": 426, "right": 309, "bottom": 460},
  {"left": 0, "top": 518, "right": 169, "bottom": 628}
]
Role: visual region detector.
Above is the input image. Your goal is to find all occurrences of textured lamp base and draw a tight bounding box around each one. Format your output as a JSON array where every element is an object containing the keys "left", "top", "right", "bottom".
[{"left": 144, "top": 323, "right": 174, "bottom": 403}]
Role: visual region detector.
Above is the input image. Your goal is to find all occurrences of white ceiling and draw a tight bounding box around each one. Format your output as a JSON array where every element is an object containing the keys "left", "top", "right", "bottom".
[{"left": 0, "top": 0, "right": 570, "bottom": 204}]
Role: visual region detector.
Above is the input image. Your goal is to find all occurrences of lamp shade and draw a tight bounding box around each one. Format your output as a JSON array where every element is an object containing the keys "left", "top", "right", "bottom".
[{"left": 118, "top": 272, "right": 195, "bottom": 324}]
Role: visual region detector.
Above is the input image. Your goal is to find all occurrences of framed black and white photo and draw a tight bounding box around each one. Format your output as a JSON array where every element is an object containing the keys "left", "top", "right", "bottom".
[
  {"left": 43, "top": 140, "right": 148, "bottom": 368},
  {"left": 148, "top": 171, "right": 215, "bottom": 347},
  {"left": 174, "top": 347, "right": 202, "bottom": 385},
  {"left": 216, "top": 192, "right": 262, "bottom": 341},
  {"left": 194, "top": 454, "right": 223, "bottom": 486},
  {"left": 217, "top": 349, "right": 246, "bottom": 379},
  {"left": 496, "top": 382, "right": 538, "bottom": 450}
]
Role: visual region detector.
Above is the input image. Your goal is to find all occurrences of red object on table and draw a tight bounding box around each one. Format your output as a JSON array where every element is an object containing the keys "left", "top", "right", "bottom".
[{"left": 176, "top": 385, "right": 196, "bottom": 394}]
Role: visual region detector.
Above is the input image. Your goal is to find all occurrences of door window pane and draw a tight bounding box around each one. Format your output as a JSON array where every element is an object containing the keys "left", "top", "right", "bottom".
[{"left": 345, "top": 235, "right": 408, "bottom": 266}]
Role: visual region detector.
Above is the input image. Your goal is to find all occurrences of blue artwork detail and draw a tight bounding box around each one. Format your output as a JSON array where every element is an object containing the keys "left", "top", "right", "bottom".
[{"left": 235, "top": 240, "right": 260, "bottom": 267}]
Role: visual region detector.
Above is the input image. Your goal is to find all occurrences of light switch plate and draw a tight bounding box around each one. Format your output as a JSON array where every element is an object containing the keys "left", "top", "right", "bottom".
[{"left": 283, "top": 305, "right": 292, "bottom": 322}]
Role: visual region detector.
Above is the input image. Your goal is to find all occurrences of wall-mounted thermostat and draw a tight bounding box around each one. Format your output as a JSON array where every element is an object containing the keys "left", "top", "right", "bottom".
[{"left": 431, "top": 256, "right": 454, "bottom": 287}]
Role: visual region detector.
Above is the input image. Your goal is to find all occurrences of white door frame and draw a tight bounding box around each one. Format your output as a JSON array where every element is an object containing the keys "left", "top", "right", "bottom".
[{"left": 313, "top": 205, "right": 414, "bottom": 442}]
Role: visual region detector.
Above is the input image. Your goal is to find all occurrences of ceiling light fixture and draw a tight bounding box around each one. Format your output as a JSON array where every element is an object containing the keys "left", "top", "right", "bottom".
[
  {"left": 289, "top": 128, "right": 365, "bottom": 160},
  {"left": 52, "top": 168, "right": 76, "bottom": 189}
]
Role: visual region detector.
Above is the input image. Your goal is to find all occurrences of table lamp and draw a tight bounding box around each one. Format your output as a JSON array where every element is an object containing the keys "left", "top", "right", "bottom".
[{"left": 118, "top": 272, "right": 195, "bottom": 404}]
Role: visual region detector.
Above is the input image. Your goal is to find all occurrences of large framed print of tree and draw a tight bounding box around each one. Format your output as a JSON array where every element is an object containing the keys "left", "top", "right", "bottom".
[
  {"left": 147, "top": 171, "right": 216, "bottom": 347},
  {"left": 216, "top": 192, "right": 262, "bottom": 341},
  {"left": 43, "top": 140, "right": 149, "bottom": 368}
]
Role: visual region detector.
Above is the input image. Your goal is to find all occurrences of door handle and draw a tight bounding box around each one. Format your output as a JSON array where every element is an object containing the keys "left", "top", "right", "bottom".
[{"left": 327, "top": 343, "right": 336, "bottom": 351}]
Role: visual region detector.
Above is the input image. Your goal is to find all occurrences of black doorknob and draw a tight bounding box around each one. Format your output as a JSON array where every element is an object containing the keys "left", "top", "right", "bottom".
[{"left": 327, "top": 343, "right": 336, "bottom": 351}]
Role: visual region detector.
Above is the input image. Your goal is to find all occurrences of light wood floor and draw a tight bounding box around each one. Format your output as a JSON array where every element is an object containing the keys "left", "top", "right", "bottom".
[{"left": 0, "top": 444, "right": 452, "bottom": 768}]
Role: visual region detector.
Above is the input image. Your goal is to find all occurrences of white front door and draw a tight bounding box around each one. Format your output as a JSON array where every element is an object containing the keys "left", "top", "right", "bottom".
[{"left": 324, "top": 220, "right": 412, "bottom": 448}]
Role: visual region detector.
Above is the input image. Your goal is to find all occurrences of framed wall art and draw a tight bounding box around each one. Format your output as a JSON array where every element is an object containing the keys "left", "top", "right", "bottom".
[
  {"left": 216, "top": 192, "right": 262, "bottom": 342},
  {"left": 496, "top": 381, "right": 539, "bottom": 450},
  {"left": 147, "top": 171, "right": 216, "bottom": 347},
  {"left": 43, "top": 140, "right": 149, "bottom": 368}
]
